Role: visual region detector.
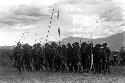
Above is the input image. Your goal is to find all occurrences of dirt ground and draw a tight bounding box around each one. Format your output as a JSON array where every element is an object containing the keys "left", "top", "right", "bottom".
[{"left": 0, "top": 66, "right": 124, "bottom": 83}]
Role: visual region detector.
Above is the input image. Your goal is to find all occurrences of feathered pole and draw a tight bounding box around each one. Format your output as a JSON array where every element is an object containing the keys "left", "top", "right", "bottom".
[
  {"left": 57, "top": 7, "right": 69, "bottom": 71},
  {"left": 57, "top": 10, "right": 60, "bottom": 20},
  {"left": 57, "top": 9, "right": 69, "bottom": 71},
  {"left": 19, "top": 29, "right": 28, "bottom": 43},
  {"left": 45, "top": 3, "right": 55, "bottom": 44},
  {"left": 34, "top": 26, "right": 39, "bottom": 44},
  {"left": 58, "top": 27, "right": 61, "bottom": 46},
  {"left": 40, "top": 37, "right": 42, "bottom": 44},
  {"left": 57, "top": 9, "right": 61, "bottom": 46}
]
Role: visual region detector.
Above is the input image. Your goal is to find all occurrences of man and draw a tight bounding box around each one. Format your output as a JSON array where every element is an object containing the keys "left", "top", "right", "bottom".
[
  {"left": 72, "top": 42, "right": 80, "bottom": 73},
  {"left": 54, "top": 45, "right": 62, "bottom": 71},
  {"left": 22, "top": 43, "right": 32, "bottom": 71},
  {"left": 80, "top": 42, "right": 88, "bottom": 72},
  {"left": 44, "top": 43, "right": 52, "bottom": 71},
  {"left": 66, "top": 43, "right": 73, "bottom": 72},
  {"left": 93, "top": 44, "right": 102, "bottom": 74},
  {"left": 13, "top": 42, "right": 23, "bottom": 73},
  {"left": 102, "top": 43, "right": 111, "bottom": 74}
]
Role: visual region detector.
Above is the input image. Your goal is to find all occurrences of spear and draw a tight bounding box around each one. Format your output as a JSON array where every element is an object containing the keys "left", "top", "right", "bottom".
[
  {"left": 80, "top": 36, "right": 82, "bottom": 47},
  {"left": 90, "top": 33, "right": 94, "bottom": 72}
]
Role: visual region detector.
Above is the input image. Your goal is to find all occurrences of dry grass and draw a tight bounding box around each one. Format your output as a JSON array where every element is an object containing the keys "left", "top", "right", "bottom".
[{"left": 0, "top": 66, "right": 124, "bottom": 83}]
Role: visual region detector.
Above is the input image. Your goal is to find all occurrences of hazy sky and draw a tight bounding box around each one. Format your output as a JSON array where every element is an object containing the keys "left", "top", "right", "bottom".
[{"left": 0, "top": 0, "right": 125, "bottom": 46}]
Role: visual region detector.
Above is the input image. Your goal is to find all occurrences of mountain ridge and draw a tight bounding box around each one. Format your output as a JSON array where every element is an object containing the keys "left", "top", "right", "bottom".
[
  {"left": 0, "top": 31, "right": 124, "bottom": 51},
  {"left": 61, "top": 31, "right": 125, "bottom": 51}
]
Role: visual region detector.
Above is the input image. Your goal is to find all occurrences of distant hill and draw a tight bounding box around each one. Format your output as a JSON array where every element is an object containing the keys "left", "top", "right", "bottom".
[
  {"left": 0, "top": 46, "right": 15, "bottom": 50},
  {"left": 0, "top": 32, "right": 124, "bottom": 51},
  {"left": 61, "top": 32, "right": 125, "bottom": 51}
]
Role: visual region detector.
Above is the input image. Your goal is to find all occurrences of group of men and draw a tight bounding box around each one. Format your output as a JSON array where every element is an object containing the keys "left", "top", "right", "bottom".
[{"left": 13, "top": 41, "right": 110, "bottom": 74}]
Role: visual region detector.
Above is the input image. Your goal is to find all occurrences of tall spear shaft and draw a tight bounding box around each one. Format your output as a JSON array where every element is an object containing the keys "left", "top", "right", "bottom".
[
  {"left": 58, "top": 27, "right": 61, "bottom": 46},
  {"left": 57, "top": 9, "right": 61, "bottom": 46},
  {"left": 90, "top": 33, "right": 94, "bottom": 72}
]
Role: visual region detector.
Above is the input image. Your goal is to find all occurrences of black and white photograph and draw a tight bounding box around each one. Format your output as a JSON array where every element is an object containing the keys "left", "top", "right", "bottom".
[{"left": 0, "top": 0, "right": 125, "bottom": 83}]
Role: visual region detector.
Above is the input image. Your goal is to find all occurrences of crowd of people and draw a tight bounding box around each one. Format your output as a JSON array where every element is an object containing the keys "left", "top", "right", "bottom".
[{"left": 13, "top": 41, "right": 111, "bottom": 74}]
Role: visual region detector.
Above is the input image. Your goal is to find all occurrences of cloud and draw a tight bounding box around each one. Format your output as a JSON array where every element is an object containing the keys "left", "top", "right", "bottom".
[
  {"left": 0, "top": 0, "right": 125, "bottom": 46},
  {"left": 68, "top": 16, "right": 124, "bottom": 38},
  {"left": 60, "top": 0, "right": 111, "bottom": 5},
  {"left": 13, "top": 5, "right": 50, "bottom": 17},
  {"left": 112, "top": 0, "right": 125, "bottom": 19},
  {"left": 58, "top": 0, "right": 115, "bottom": 15},
  {"left": 59, "top": 0, "right": 125, "bottom": 38},
  {"left": 100, "top": 6, "right": 123, "bottom": 22},
  {"left": 72, "top": 15, "right": 100, "bottom": 27},
  {"left": 0, "top": 5, "right": 51, "bottom": 29}
]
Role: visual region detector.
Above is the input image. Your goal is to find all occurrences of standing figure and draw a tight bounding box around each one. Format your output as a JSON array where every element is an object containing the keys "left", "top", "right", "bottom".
[{"left": 102, "top": 43, "right": 111, "bottom": 74}]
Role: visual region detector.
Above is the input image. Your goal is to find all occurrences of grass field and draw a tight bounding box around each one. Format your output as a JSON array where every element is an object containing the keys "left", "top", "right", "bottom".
[{"left": 0, "top": 66, "right": 124, "bottom": 83}]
